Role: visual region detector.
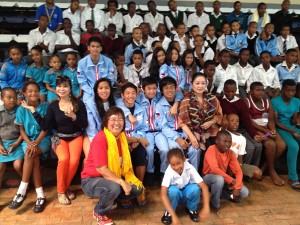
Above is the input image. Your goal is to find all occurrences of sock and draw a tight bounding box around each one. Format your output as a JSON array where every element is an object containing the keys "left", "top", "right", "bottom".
[
  {"left": 14, "top": 181, "right": 28, "bottom": 202},
  {"left": 36, "top": 187, "right": 45, "bottom": 204}
]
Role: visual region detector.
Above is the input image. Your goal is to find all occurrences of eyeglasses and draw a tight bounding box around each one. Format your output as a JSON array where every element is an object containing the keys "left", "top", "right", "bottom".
[
  {"left": 109, "top": 118, "right": 124, "bottom": 122},
  {"left": 56, "top": 75, "right": 70, "bottom": 81}
]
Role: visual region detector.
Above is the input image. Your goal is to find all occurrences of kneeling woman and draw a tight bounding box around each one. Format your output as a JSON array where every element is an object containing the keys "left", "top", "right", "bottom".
[{"left": 81, "top": 106, "right": 144, "bottom": 225}]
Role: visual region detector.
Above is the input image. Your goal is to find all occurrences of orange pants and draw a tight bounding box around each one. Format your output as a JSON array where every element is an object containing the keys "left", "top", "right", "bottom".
[{"left": 56, "top": 135, "right": 83, "bottom": 193}]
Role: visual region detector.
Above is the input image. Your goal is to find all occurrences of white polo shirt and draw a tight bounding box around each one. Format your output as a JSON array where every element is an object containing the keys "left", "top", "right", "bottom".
[
  {"left": 55, "top": 30, "right": 80, "bottom": 52},
  {"left": 63, "top": 7, "right": 81, "bottom": 33},
  {"left": 235, "top": 62, "right": 253, "bottom": 86},
  {"left": 123, "top": 13, "right": 143, "bottom": 34},
  {"left": 187, "top": 12, "right": 210, "bottom": 35},
  {"left": 144, "top": 12, "right": 164, "bottom": 32},
  {"left": 216, "top": 64, "right": 239, "bottom": 94}
]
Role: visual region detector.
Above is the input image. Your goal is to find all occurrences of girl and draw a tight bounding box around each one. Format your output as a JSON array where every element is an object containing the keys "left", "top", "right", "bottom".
[
  {"left": 44, "top": 54, "right": 63, "bottom": 102},
  {"left": 182, "top": 49, "right": 198, "bottom": 92},
  {"left": 159, "top": 47, "right": 185, "bottom": 91},
  {"left": 42, "top": 75, "right": 87, "bottom": 205},
  {"left": 161, "top": 148, "right": 210, "bottom": 225},
  {"left": 0, "top": 45, "right": 26, "bottom": 105},
  {"left": 62, "top": 52, "right": 82, "bottom": 99},
  {"left": 0, "top": 88, "right": 23, "bottom": 189},
  {"left": 26, "top": 45, "right": 48, "bottom": 101},
  {"left": 193, "top": 35, "right": 215, "bottom": 69},
  {"left": 83, "top": 78, "right": 116, "bottom": 164},
  {"left": 9, "top": 81, "right": 50, "bottom": 213},
  {"left": 148, "top": 47, "right": 165, "bottom": 82}
]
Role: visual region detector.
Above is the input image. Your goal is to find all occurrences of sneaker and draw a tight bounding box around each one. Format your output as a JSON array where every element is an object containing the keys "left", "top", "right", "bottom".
[
  {"left": 161, "top": 211, "right": 172, "bottom": 225},
  {"left": 93, "top": 211, "right": 114, "bottom": 225},
  {"left": 185, "top": 208, "right": 199, "bottom": 222}
]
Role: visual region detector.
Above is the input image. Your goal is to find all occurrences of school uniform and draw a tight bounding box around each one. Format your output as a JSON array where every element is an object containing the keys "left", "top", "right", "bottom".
[
  {"left": 128, "top": 63, "right": 149, "bottom": 88},
  {"left": 226, "top": 32, "right": 248, "bottom": 54},
  {"left": 276, "top": 61, "right": 300, "bottom": 85},
  {"left": 165, "top": 10, "right": 187, "bottom": 34},
  {"left": 63, "top": 7, "right": 81, "bottom": 33},
  {"left": 235, "top": 62, "right": 253, "bottom": 98},
  {"left": 247, "top": 14, "right": 271, "bottom": 34},
  {"left": 15, "top": 101, "right": 50, "bottom": 160},
  {"left": 80, "top": 6, "right": 105, "bottom": 32},
  {"left": 277, "top": 35, "right": 299, "bottom": 56},
  {"left": 142, "top": 35, "right": 154, "bottom": 54},
  {"left": 43, "top": 68, "right": 62, "bottom": 102},
  {"left": 123, "top": 13, "right": 143, "bottom": 34},
  {"left": 153, "top": 36, "right": 171, "bottom": 51},
  {"left": 124, "top": 41, "right": 147, "bottom": 67},
  {"left": 0, "top": 105, "right": 24, "bottom": 162},
  {"left": 187, "top": 12, "right": 210, "bottom": 35},
  {"left": 216, "top": 34, "right": 226, "bottom": 51},
  {"left": 227, "top": 11, "right": 248, "bottom": 32},
  {"left": 210, "top": 12, "right": 227, "bottom": 35},
  {"left": 159, "top": 64, "right": 186, "bottom": 90},
  {"left": 173, "top": 34, "right": 188, "bottom": 55},
  {"left": 155, "top": 96, "right": 201, "bottom": 171},
  {"left": 144, "top": 12, "right": 164, "bottom": 33},
  {"left": 62, "top": 67, "right": 80, "bottom": 97},
  {"left": 193, "top": 46, "right": 215, "bottom": 69},
  {"left": 215, "top": 64, "right": 239, "bottom": 94},
  {"left": 104, "top": 11, "right": 124, "bottom": 35},
  {"left": 256, "top": 34, "right": 280, "bottom": 57},
  {"left": 77, "top": 54, "right": 115, "bottom": 102},
  {"left": 205, "top": 35, "right": 218, "bottom": 53},
  {"left": 26, "top": 63, "right": 48, "bottom": 96}
]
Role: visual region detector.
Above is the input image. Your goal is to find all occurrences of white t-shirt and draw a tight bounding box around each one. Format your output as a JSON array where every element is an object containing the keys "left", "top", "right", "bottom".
[
  {"left": 227, "top": 130, "right": 247, "bottom": 158},
  {"left": 162, "top": 161, "right": 203, "bottom": 189}
]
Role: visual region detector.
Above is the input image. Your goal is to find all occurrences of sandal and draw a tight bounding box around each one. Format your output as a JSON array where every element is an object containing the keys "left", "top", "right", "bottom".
[
  {"left": 66, "top": 190, "right": 76, "bottom": 201},
  {"left": 136, "top": 189, "right": 147, "bottom": 207},
  {"left": 288, "top": 180, "right": 300, "bottom": 190},
  {"left": 9, "top": 193, "right": 26, "bottom": 209},
  {"left": 58, "top": 193, "right": 71, "bottom": 205}
]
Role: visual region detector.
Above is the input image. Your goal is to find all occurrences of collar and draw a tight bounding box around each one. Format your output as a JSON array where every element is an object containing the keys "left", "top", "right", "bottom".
[
  {"left": 282, "top": 61, "right": 297, "bottom": 71},
  {"left": 211, "top": 11, "right": 222, "bottom": 17},
  {"left": 66, "top": 67, "right": 76, "bottom": 71},
  {"left": 36, "top": 27, "right": 51, "bottom": 34},
  {"left": 131, "top": 63, "right": 147, "bottom": 71},
  {"left": 280, "top": 35, "right": 290, "bottom": 42},
  {"left": 30, "top": 62, "right": 42, "bottom": 68},
  {"left": 222, "top": 95, "right": 240, "bottom": 103},
  {"left": 132, "top": 40, "right": 144, "bottom": 48},
  {"left": 236, "top": 61, "right": 252, "bottom": 69},
  {"left": 205, "top": 35, "right": 217, "bottom": 42},
  {"left": 0, "top": 104, "right": 18, "bottom": 114},
  {"left": 232, "top": 31, "right": 240, "bottom": 36},
  {"left": 87, "top": 55, "right": 105, "bottom": 67},
  {"left": 257, "top": 63, "right": 275, "bottom": 72},
  {"left": 245, "top": 31, "right": 257, "bottom": 39}
]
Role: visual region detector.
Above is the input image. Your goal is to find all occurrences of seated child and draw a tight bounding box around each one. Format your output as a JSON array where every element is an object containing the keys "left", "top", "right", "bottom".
[
  {"left": 216, "top": 22, "right": 231, "bottom": 55},
  {"left": 153, "top": 23, "right": 171, "bottom": 51},
  {"left": 80, "top": 20, "right": 103, "bottom": 56},
  {"left": 204, "top": 24, "right": 218, "bottom": 54},
  {"left": 172, "top": 22, "right": 188, "bottom": 55},
  {"left": 222, "top": 114, "right": 262, "bottom": 180},
  {"left": 193, "top": 35, "right": 215, "bottom": 69},
  {"left": 161, "top": 148, "right": 210, "bottom": 225},
  {"left": 245, "top": 21, "right": 260, "bottom": 66},
  {"left": 113, "top": 52, "right": 131, "bottom": 97},
  {"left": 102, "top": 23, "right": 125, "bottom": 59},
  {"left": 0, "top": 88, "right": 24, "bottom": 189},
  {"left": 146, "top": 40, "right": 162, "bottom": 65},
  {"left": 188, "top": 25, "right": 200, "bottom": 49},
  {"left": 203, "top": 130, "right": 249, "bottom": 212},
  {"left": 140, "top": 22, "right": 154, "bottom": 53},
  {"left": 246, "top": 82, "right": 286, "bottom": 185}
]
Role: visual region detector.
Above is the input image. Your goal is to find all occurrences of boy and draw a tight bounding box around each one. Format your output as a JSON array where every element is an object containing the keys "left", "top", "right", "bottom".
[
  {"left": 187, "top": 25, "right": 200, "bottom": 49},
  {"left": 235, "top": 48, "right": 253, "bottom": 99},
  {"left": 172, "top": 23, "right": 188, "bottom": 55},
  {"left": 113, "top": 52, "right": 131, "bottom": 97},
  {"left": 245, "top": 21, "right": 260, "bottom": 66},
  {"left": 128, "top": 50, "right": 149, "bottom": 92},
  {"left": 226, "top": 1, "right": 247, "bottom": 32},
  {"left": 205, "top": 24, "right": 218, "bottom": 54},
  {"left": 247, "top": 51, "right": 280, "bottom": 98},
  {"left": 80, "top": 0, "right": 105, "bottom": 33},
  {"left": 218, "top": 80, "right": 262, "bottom": 167},
  {"left": 140, "top": 22, "right": 154, "bottom": 53},
  {"left": 276, "top": 48, "right": 300, "bottom": 85},
  {"left": 247, "top": 2, "right": 270, "bottom": 34},
  {"left": 225, "top": 20, "right": 248, "bottom": 64},
  {"left": 63, "top": 0, "right": 81, "bottom": 34},
  {"left": 124, "top": 27, "right": 146, "bottom": 66},
  {"left": 35, "top": 0, "right": 62, "bottom": 32},
  {"left": 165, "top": 0, "right": 187, "bottom": 34},
  {"left": 187, "top": 1, "right": 210, "bottom": 35},
  {"left": 80, "top": 20, "right": 103, "bottom": 56},
  {"left": 203, "top": 60, "right": 217, "bottom": 93},
  {"left": 203, "top": 130, "right": 249, "bottom": 212},
  {"left": 215, "top": 50, "right": 239, "bottom": 95},
  {"left": 144, "top": 0, "right": 164, "bottom": 34},
  {"left": 153, "top": 24, "right": 171, "bottom": 51},
  {"left": 102, "top": 23, "right": 125, "bottom": 59},
  {"left": 123, "top": 1, "right": 143, "bottom": 46},
  {"left": 209, "top": 0, "right": 227, "bottom": 37},
  {"left": 77, "top": 37, "right": 114, "bottom": 102}
]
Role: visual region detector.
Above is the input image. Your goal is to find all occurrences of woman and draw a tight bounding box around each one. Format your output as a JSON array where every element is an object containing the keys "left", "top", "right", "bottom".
[
  {"left": 81, "top": 106, "right": 144, "bottom": 225},
  {"left": 179, "top": 73, "right": 222, "bottom": 150},
  {"left": 83, "top": 78, "right": 116, "bottom": 164},
  {"left": 42, "top": 75, "right": 87, "bottom": 205}
]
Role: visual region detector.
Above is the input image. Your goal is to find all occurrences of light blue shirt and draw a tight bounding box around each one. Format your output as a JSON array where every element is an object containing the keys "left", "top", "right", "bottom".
[
  {"left": 26, "top": 63, "right": 48, "bottom": 95},
  {"left": 226, "top": 32, "right": 248, "bottom": 54},
  {"left": 256, "top": 34, "right": 280, "bottom": 57},
  {"left": 159, "top": 64, "right": 186, "bottom": 89},
  {"left": 62, "top": 67, "right": 80, "bottom": 97},
  {"left": 276, "top": 62, "right": 300, "bottom": 85}
]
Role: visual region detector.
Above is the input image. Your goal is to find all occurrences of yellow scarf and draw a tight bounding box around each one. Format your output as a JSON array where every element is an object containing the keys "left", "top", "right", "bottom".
[
  {"left": 104, "top": 127, "right": 143, "bottom": 189},
  {"left": 251, "top": 10, "right": 270, "bottom": 28}
]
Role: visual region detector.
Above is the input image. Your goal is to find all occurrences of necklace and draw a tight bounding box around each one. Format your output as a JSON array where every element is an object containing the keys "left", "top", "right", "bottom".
[{"left": 45, "top": 4, "right": 56, "bottom": 27}]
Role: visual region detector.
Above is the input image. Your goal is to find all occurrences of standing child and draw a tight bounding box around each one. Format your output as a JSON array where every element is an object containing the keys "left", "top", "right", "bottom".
[
  {"left": 44, "top": 54, "right": 63, "bottom": 102},
  {"left": 153, "top": 23, "right": 171, "bottom": 51},
  {"left": 182, "top": 49, "right": 198, "bottom": 92},
  {"left": 161, "top": 148, "right": 210, "bottom": 225},
  {"left": 193, "top": 35, "right": 215, "bottom": 69},
  {"left": 204, "top": 24, "right": 218, "bottom": 54},
  {"left": 245, "top": 22, "right": 260, "bottom": 66},
  {"left": 63, "top": 52, "right": 82, "bottom": 99},
  {"left": 0, "top": 45, "right": 26, "bottom": 105},
  {"left": 9, "top": 81, "right": 50, "bottom": 213},
  {"left": 159, "top": 47, "right": 185, "bottom": 91},
  {"left": 0, "top": 88, "right": 23, "bottom": 189},
  {"left": 26, "top": 45, "right": 48, "bottom": 101}
]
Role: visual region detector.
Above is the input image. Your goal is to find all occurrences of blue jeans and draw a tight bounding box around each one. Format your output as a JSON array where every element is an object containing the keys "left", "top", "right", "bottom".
[
  {"left": 203, "top": 174, "right": 249, "bottom": 208},
  {"left": 168, "top": 183, "right": 201, "bottom": 211},
  {"left": 81, "top": 177, "right": 143, "bottom": 214}
]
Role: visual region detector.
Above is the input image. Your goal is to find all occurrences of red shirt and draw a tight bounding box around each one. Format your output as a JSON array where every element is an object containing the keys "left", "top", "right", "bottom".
[
  {"left": 80, "top": 32, "right": 103, "bottom": 55},
  {"left": 81, "top": 131, "right": 122, "bottom": 179},
  {"left": 102, "top": 36, "right": 125, "bottom": 58}
]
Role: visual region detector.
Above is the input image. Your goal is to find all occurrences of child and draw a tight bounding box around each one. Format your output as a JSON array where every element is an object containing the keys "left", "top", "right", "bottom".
[
  {"left": 77, "top": 37, "right": 115, "bottom": 102},
  {"left": 215, "top": 50, "right": 238, "bottom": 95},
  {"left": 80, "top": 20, "right": 103, "bottom": 56},
  {"left": 113, "top": 52, "right": 130, "bottom": 97},
  {"left": 182, "top": 49, "right": 197, "bottom": 92},
  {"left": 146, "top": 40, "right": 162, "bottom": 65},
  {"left": 62, "top": 52, "right": 82, "bottom": 99},
  {"left": 209, "top": 0, "right": 227, "bottom": 37},
  {"left": 245, "top": 21, "right": 260, "bottom": 66},
  {"left": 161, "top": 148, "right": 210, "bottom": 224},
  {"left": 124, "top": 27, "right": 146, "bottom": 67},
  {"left": 203, "top": 130, "right": 249, "bottom": 212},
  {"left": 187, "top": 1, "right": 210, "bottom": 35},
  {"left": 172, "top": 22, "right": 188, "bottom": 55},
  {"left": 26, "top": 45, "right": 48, "bottom": 101},
  {"left": 204, "top": 24, "right": 218, "bottom": 53},
  {"left": 276, "top": 48, "right": 300, "bottom": 85},
  {"left": 104, "top": 0, "right": 124, "bottom": 36},
  {"left": 193, "top": 35, "right": 215, "bottom": 69},
  {"left": 140, "top": 22, "right": 154, "bottom": 54},
  {"left": 271, "top": 79, "right": 300, "bottom": 190},
  {"left": 165, "top": 0, "right": 187, "bottom": 34},
  {"left": 0, "top": 45, "right": 26, "bottom": 105},
  {"left": 123, "top": 1, "right": 143, "bottom": 46},
  {"left": 216, "top": 22, "right": 231, "bottom": 54},
  {"left": 159, "top": 47, "right": 185, "bottom": 91},
  {"left": 102, "top": 23, "right": 125, "bottom": 59},
  {"left": 9, "top": 81, "right": 50, "bottom": 213},
  {"left": 153, "top": 23, "right": 171, "bottom": 51},
  {"left": 235, "top": 48, "right": 253, "bottom": 99},
  {"left": 168, "top": 41, "right": 181, "bottom": 54},
  {"left": 144, "top": 0, "right": 164, "bottom": 35},
  {"left": 226, "top": 1, "right": 247, "bottom": 32},
  {"left": 222, "top": 114, "right": 262, "bottom": 180},
  {"left": 246, "top": 82, "right": 286, "bottom": 185},
  {"left": 188, "top": 25, "right": 200, "bottom": 49},
  {"left": 44, "top": 54, "right": 62, "bottom": 102},
  {"left": 247, "top": 51, "right": 280, "bottom": 99},
  {"left": 247, "top": 2, "right": 271, "bottom": 34},
  {"left": 0, "top": 88, "right": 23, "bottom": 189},
  {"left": 226, "top": 20, "right": 248, "bottom": 65},
  {"left": 148, "top": 47, "right": 165, "bottom": 82},
  {"left": 80, "top": 0, "right": 105, "bottom": 33},
  {"left": 62, "top": 0, "right": 81, "bottom": 34},
  {"left": 203, "top": 60, "right": 217, "bottom": 93},
  {"left": 128, "top": 49, "right": 149, "bottom": 92}
]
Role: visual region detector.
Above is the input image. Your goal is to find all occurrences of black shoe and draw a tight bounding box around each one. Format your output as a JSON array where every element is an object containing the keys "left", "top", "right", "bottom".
[
  {"left": 161, "top": 211, "right": 172, "bottom": 225},
  {"left": 9, "top": 193, "right": 26, "bottom": 209},
  {"left": 33, "top": 197, "right": 46, "bottom": 213},
  {"left": 185, "top": 208, "right": 199, "bottom": 222}
]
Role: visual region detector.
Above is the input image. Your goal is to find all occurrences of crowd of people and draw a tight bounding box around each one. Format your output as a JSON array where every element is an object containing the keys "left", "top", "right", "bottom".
[{"left": 0, "top": 0, "right": 300, "bottom": 224}]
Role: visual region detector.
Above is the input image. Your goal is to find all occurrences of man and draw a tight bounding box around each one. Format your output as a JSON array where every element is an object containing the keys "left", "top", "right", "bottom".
[
  {"left": 165, "top": 0, "right": 187, "bottom": 34},
  {"left": 187, "top": 1, "right": 210, "bottom": 35},
  {"left": 272, "top": 0, "right": 293, "bottom": 35},
  {"left": 80, "top": 0, "right": 105, "bottom": 33}
]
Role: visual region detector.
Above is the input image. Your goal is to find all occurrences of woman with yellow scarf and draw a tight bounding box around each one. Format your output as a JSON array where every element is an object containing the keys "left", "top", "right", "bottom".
[{"left": 81, "top": 106, "right": 144, "bottom": 225}]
